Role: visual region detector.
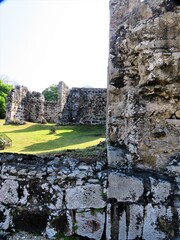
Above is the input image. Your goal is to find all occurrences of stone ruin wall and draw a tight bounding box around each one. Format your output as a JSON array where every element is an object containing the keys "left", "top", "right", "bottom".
[
  {"left": 57, "top": 81, "right": 70, "bottom": 121},
  {"left": 1, "top": 0, "right": 180, "bottom": 239},
  {"left": 106, "top": 0, "right": 180, "bottom": 239},
  {"left": 5, "top": 86, "right": 29, "bottom": 122},
  {"left": 5, "top": 86, "right": 47, "bottom": 124},
  {"left": 57, "top": 85, "right": 107, "bottom": 125},
  {"left": 107, "top": 0, "right": 180, "bottom": 170},
  {"left": 44, "top": 101, "right": 58, "bottom": 123},
  {"left": 0, "top": 154, "right": 107, "bottom": 240},
  {"left": 0, "top": 149, "right": 179, "bottom": 239},
  {"left": 5, "top": 82, "right": 106, "bottom": 125}
]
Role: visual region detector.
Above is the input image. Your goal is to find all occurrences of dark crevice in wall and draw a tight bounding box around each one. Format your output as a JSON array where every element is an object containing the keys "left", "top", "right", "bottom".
[{"left": 110, "top": 77, "right": 125, "bottom": 89}]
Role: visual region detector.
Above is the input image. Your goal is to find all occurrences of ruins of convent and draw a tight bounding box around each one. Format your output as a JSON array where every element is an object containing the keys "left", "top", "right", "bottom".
[
  {"left": 5, "top": 81, "right": 107, "bottom": 125},
  {"left": 0, "top": 0, "right": 180, "bottom": 239}
]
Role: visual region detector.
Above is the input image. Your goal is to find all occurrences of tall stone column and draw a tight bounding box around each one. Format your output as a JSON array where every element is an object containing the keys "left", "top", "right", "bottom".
[
  {"left": 107, "top": 1, "right": 180, "bottom": 239},
  {"left": 56, "top": 81, "right": 70, "bottom": 124},
  {"left": 107, "top": 0, "right": 180, "bottom": 169},
  {"left": 5, "top": 86, "right": 29, "bottom": 124}
]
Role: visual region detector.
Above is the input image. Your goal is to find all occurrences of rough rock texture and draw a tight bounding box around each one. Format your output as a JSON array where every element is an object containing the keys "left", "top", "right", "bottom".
[
  {"left": 58, "top": 87, "right": 107, "bottom": 125},
  {"left": 0, "top": 153, "right": 107, "bottom": 240},
  {"left": 27, "top": 91, "right": 46, "bottom": 123},
  {"left": 44, "top": 101, "right": 57, "bottom": 123},
  {"left": 107, "top": 0, "right": 180, "bottom": 170},
  {"left": 5, "top": 86, "right": 46, "bottom": 124},
  {"left": 0, "top": 153, "right": 179, "bottom": 239},
  {"left": 106, "top": 169, "right": 179, "bottom": 240},
  {"left": 57, "top": 81, "right": 70, "bottom": 121},
  {"left": 5, "top": 86, "right": 29, "bottom": 123},
  {"left": 106, "top": 0, "right": 180, "bottom": 239}
]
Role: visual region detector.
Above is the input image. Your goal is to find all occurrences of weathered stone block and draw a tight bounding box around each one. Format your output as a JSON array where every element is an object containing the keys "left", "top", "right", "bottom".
[
  {"left": 45, "top": 210, "right": 73, "bottom": 239},
  {"left": 107, "top": 173, "right": 144, "bottom": 202},
  {"left": 105, "top": 204, "right": 111, "bottom": 240},
  {"left": 143, "top": 204, "right": 175, "bottom": 240},
  {"left": 41, "top": 183, "right": 63, "bottom": 210},
  {"left": 150, "top": 177, "right": 171, "bottom": 204},
  {"left": 107, "top": 145, "right": 127, "bottom": 168},
  {"left": 106, "top": 204, "right": 144, "bottom": 240},
  {"left": 0, "top": 206, "right": 11, "bottom": 230},
  {"left": 0, "top": 180, "right": 18, "bottom": 205},
  {"left": 75, "top": 209, "right": 105, "bottom": 240},
  {"left": 65, "top": 184, "right": 106, "bottom": 209},
  {"left": 127, "top": 204, "right": 144, "bottom": 240},
  {"left": 108, "top": 0, "right": 180, "bottom": 170},
  {"left": 118, "top": 209, "right": 127, "bottom": 240},
  {"left": 7, "top": 232, "right": 48, "bottom": 240}
]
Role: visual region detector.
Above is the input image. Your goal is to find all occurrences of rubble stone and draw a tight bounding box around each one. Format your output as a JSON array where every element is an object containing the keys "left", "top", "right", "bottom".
[
  {"left": 76, "top": 209, "right": 105, "bottom": 240},
  {"left": 65, "top": 184, "right": 106, "bottom": 209}
]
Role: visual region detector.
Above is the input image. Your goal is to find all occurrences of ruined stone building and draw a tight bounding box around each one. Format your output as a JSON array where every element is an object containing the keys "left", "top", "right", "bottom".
[
  {"left": 57, "top": 82, "right": 106, "bottom": 125},
  {"left": 5, "top": 81, "right": 107, "bottom": 125},
  {"left": 0, "top": 0, "right": 180, "bottom": 239}
]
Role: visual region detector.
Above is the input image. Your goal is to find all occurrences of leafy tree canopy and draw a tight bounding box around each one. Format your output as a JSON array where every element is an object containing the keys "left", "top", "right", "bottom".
[
  {"left": 42, "top": 84, "right": 58, "bottom": 101},
  {"left": 0, "top": 80, "right": 12, "bottom": 118}
]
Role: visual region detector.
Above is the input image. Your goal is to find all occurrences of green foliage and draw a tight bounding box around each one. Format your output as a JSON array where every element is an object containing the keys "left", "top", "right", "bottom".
[
  {"left": 0, "top": 80, "right": 12, "bottom": 118},
  {"left": 42, "top": 84, "right": 58, "bottom": 101},
  {"left": 91, "top": 208, "right": 104, "bottom": 216},
  {"left": 72, "top": 223, "right": 78, "bottom": 232}
]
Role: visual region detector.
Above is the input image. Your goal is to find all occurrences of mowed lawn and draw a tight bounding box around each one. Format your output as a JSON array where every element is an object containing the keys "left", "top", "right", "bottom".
[{"left": 0, "top": 119, "right": 105, "bottom": 154}]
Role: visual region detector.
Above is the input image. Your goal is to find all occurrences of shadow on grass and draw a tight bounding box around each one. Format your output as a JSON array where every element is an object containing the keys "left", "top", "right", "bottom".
[
  {"left": 2, "top": 124, "right": 52, "bottom": 133},
  {"left": 21, "top": 130, "right": 105, "bottom": 153}
]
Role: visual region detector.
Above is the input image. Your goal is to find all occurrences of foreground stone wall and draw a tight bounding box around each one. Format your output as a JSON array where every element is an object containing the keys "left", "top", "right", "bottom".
[
  {"left": 0, "top": 153, "right": 179, "bottom": 239},
  {"left": 0, "top": 153, "right": 107, "bottom": 240},
  {"left": 106, "top": 0, "right": 180, "bottom": 239}
]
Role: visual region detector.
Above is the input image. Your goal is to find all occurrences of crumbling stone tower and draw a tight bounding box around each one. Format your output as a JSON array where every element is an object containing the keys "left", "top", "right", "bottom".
[
  {"left": 106, "top": 0, "right": 180, "bottom": 239},
  {"left": 107, "top": 0, "right": 180, "bottom": 168}
]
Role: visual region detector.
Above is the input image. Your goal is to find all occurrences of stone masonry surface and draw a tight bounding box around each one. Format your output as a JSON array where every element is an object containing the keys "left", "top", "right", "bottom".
[
  {"left": 107, "top": 0, "right": 180, "bottom": 170},
  {"left": 57, "top": 87, "right": 106, "bottom": 125},
  {"left": 106, "top": 0, "right": 180, "bottom": 239},
  {"left": 0, "top": 153, "right": 179, "bottom": 239}
]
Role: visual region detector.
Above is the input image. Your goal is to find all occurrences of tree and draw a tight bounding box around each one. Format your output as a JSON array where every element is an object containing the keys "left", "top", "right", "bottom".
[
  {"left": 42, "top": 84, "right": 58, "bottom": 101},
  {"left": 0, "top": 80, "right": 12, "bottom": 118}
]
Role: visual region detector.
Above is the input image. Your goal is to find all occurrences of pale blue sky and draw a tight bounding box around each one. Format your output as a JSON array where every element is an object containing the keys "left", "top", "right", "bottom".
[{"left": 0, "top": 0, "right": 109, "bottom": 92}]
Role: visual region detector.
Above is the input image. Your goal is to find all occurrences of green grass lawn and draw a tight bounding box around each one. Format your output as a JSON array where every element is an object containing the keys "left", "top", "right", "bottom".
[{"left": 0, "top": 119, "right": 105, "bottom": 155}]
